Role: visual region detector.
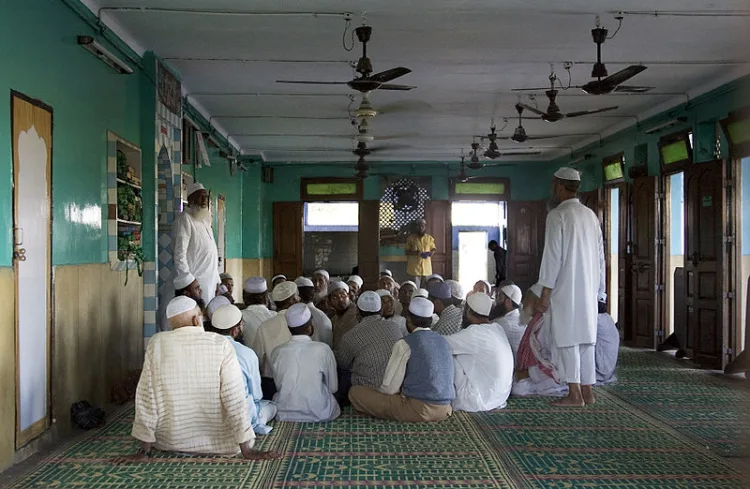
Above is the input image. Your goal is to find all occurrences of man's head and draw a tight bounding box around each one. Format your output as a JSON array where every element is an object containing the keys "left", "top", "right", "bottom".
[
  {"left": 466, "top": 293, "right": 493, "bottom": 326},
  {"left": 416, "top": 218, "right": 427, "bottom": 236},
  {"left": 428, "top": 282, "right": 453, "bottom": 315},
  {"left": 407, "top": 297, "right": 435, "bottom": 333},
  {"left": 551, "top": 167, "right": 581, "bottom": 206},
  {"left": 271, "top": 281, "right": 299, "bottom": 311},
  {"left": 220, "top": 273, "right": 234, "bottom": 295},
  {"left": 174, "top": 273, "right": 205, "bottom": 309},
  {"left": 313, "top": 269, "right": 330, "bottom": 295},
  {"left": 378, "top": 275, "right": 397, "bottom": 295},
  {"left": 496, "top": 284, "right": 522, "bottom": 318},
  {"left": 445, "top": 279, "right": 465, "bottom": 308},
  {"left": 167, "top": 296, "right": 203, "bottom": 330},
  {"left": 357, "top": 291, "right": 382, "bottom": 319},
  {"left": 472, "top": 280, "right": 492, "bottom": 296},
  {"left": 328, "top": 281, "right": 351, "bottom": 314},
  {"left": 520, "top": 283, "right": 544, "bottom": 325},
  {"left": 210, "top": 304, "right": 245, "bottom": 342},
  {"left": 399, "top": 281, "right": 417, "bottom": 306},
  {"left": 243, "top": 277, "right": 269, "bottom": 307},
  {"left": 347, "top": 275, "right": 363, "bottom": 301},
  {"left": 206, "top": 295, "right": 231, "bottom": 324},
  {"left": 426, "top": 274, "right": 444, "bottom": 288},
  {"left": 598, "top": 292, "right": 608, "bottom": 314},
  {"left": 286, "top": 302, "right": 314, "bottom": 337},
  {"left": 377, "top": 290, "right": 396, "bottom": 318},
  {"left": 294, "top": 277, "right": 316, "bottom": 304},
  {"left": 488, "top": 240, "right": 499, "bottom": 252},
  {"left": 271, "top": 274, "right": 287, "bottom": 289},
  {"left": 186, "top": 183, "right": 211, "bottom": 224}
]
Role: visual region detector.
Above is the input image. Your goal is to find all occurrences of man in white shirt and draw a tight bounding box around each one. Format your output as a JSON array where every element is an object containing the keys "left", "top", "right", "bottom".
[
  {"left": 296, "top": 276, "right": 333, "bottom": 347},
  {"left": 537, "top": 167, "right": 605, "bottom": 407},
  {"left": 271, "top": 303, "right": 340, "bottom": 422},
  {"left": 128, "top": 296, "right": 279, "bottom": 461},
  {"left": 241, "top": 277, "right": 276, "bottom": 349},
  {"left": 595, "top": 295, "right": 619, "bottom": 384},
  {"left": 445, "top": 293, "right": 514, "bottom": 412},
  {"left": 174, "top": 273, "right": 206, "bottom": 310},
  {"left": 495, "top": 284, "right": 526, "bottom": 357}
]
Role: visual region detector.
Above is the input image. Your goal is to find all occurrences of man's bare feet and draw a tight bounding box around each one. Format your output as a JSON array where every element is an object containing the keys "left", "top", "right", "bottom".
[
  {"left": 109, "top": 453, "right": 151, "bottom": 464},
  {"left": 240, "top": 443, "right": 283, "bottom": 461},
  {"left": 549, "top": 396, "right": 585, "bottom": 407},
  {"left": 581, "top": 385, "right": 596, "bottom": 405}
]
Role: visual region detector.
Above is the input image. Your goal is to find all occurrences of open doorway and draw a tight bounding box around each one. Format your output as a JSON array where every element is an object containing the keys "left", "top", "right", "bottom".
[
  {"left": 607, "top": 187, "right": 620, "bottom": 323},
  {"left": 666, "top": 172, "right": 685, "bottom": 338},
  {"left": 739, "top": 157, "right": 750, "bottom": 353},
  {"left": 303, "top": 202, "right": 359, "bottom": 277}
]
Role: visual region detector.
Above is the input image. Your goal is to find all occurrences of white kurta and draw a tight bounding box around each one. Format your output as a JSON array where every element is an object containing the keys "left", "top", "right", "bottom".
[
  {"left": 308, "top": 303, "right": 333, "bottom": 347},
  {"left": 445, "top": 323, "right": 514, "bottom": 412},
  {"left": 596, "top": 313, "right": 620, "bottom": 384},
  {"left": 173, "top": 210, "right": 220, "bottom": 306},
  {"left": 496, "top": 309, "right": 526, "bottom": 358},
  {"left": 252, "top": 310, "right": 291, "bottom": 378},
  {"left": 538, "top": 198, "right": 605, "bottom": 348},
  {"left": 241, "top": 305, "right": 277, "bottom": 352}
]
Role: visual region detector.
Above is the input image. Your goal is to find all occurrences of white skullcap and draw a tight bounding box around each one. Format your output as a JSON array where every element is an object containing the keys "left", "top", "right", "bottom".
[
  {"left": 166, "top": 296, "right": 198, "bottom": 319},
  {"left": 554, "top": 167, "right": 581, "bottom": 181},
  {"left": 412, "top": 288, "right": 429, "bottom": 299},
  {"left": 211, "top": 304, "right": 243, "bottom": 330},
  {"left": 598, "top": 292, "right": 608, "bottom": 303},
  {"left": 187, "top": 182, "right": 206, "bottom": 197},
  {"left": 500, "top": 284, "right": 523, "bottom": 305},
  {"left": 445, "top": 280, "right": 465, "bottom": 300},
  {"left": 467, "top": 293, "right": 493, "bottom": 317},
  {"left": 375, "top": 289, "right": 392, "bottom": 298},
  {"left": 244, "top": 277, "right": 267, "bottom": 293},
  {"left": 295, "top": 276, "right": 314, "bottom": 288},
  {"left": 529, "top": 283, "right": 544, "bottom": 299},
  {"left": 207, "top": 295, "right": 231, "bottom": 319},
  {"left": 357, "top": 291, "right": 382, "bottom": 312},
  {"left": 174, "top": 273, "right": 196, "bottom": 290},
  {"left": 426, "top": 274, "right": 444, "bottom": 282},
  {"left": 286, "top": 303, "right": 312, "bottom": 328},
  {"left": 271, "top": 274, "right": 287, "bottom": 283},
  {"left": 271, "top": 281, "right": 298, "bottom": 302},
  {"left": 409, "top": 297, "right": 435, "bottom": 318},
  {"left": 220, "top": 273, "right": 233, "bottom": 281},
  {"left": 400, "top": 280, "right": 417, "bottom": 290},
  {"left": 347, "top": 275, "right": 364, "bottom": 288},
  {"left": 480, "top": 280, "right": 493, "bottom": 292},
  {"left": 218, "top": 284, "right": 229, "bottom": 295},
  {"left": 380, "top": 270, "right": 393, "bottom": 278},
  {"left": 327, "top": 281, "right": 349, "bottom": 296},
  {"left": 314, "top": 269, "right": 330, "bottom": 280}
]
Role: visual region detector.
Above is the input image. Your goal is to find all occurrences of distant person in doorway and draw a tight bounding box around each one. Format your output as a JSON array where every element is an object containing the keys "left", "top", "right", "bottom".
[
  {"left": 488, "top": 240, "right": 507, "bottom": 288},
  {"left": 406, "top": 218, "right": 436, "bottom": 288}
]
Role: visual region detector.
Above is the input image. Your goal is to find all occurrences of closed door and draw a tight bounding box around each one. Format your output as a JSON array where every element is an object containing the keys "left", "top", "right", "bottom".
[
  {"left": 425, "top": 201, "right": 452, "bottom": 279},
  {"left": 684, "top": 160, "right": 726, "bottom": 368},
  {"left": 273, "top": 202, "right": 303, "bottom": 278},
  {"left": 617, "top": 183, "right": 631, "bottom": 338},
  {"left": 507, "top": 200, "right": 547, "bottom": 291},
  {"left": 12, "top": 92, "right": 53, "bottom": 447},
  {"left": 629, "top": 176, "right": 658, "bottom": 348}
]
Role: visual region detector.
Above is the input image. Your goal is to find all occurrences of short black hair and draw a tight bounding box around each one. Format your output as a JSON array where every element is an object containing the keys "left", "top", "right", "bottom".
[
  {"left": 358, "top": 309, "right": 381, "bottom": 318},
  {"left": 243, "top": 291, "right": 267, "bottom": 306},
  {"left": 288, "top": 319, "right": 313, "bottom": 336},
  {"left": 428, "top": 295, "right": 449, "bottom": 308},
  {"left": 298, "top": 286, "right": 316, "bottom": 303},
  {"left": 409, "top": 313, "right": 433, "bottom": 329},
  {"left": 175, "top": 287, "right": 188, "bottom": 296},
  {"left": 558, "top": 178, "right": 581, "bottom": 193},
  {"left": 598, "top": 301, "right": 607, "bottom": 314},
  {"left": 205, "top": 323, "right": 232, "bottom": 336},
  {"left": 488, "top": 240, "right": 498, "bottom": 247}
]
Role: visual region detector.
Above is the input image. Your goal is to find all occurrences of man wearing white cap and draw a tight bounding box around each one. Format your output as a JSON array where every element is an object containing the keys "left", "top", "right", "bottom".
[
  {"left": 445, "top": 293, "right": 513, "bottom": 412},
  {"left": 328, "top": 281, "right": 359, "bottom": 350},
  {"left": 129, "top": 296, "right": 279, "bottom": 461},
  {"left": 336, "top": 292, "right": 405, "bottom": 402},
  {"left": 174, "top": 273, "right": 205, "bottom": 310},
  {"left": 241, "top": 277, "right": 276, "bottom": 349},
  {"left": 206, "top": 295, "right": 231, "bottom": 324},
  {"left": 377, "top": 289, "right": 407, "bottom": 335},
  {"left": 430, "top": 282, "right": 463, "bottom": 336},
  {"left": 537, "top": 167, "right": 605, "bottom": 407},
  {"left": 219, "top": 273, "right": 235, "bottom": 302},
  {"left": 210, "top": 305, "right": 277, "bottom": 435},
  {"left": 595, "top": 294, "right": 619, "bottom": 384},
  {"left": 173, "top": 182, "right": 221, "bottom": 308},
  {"left": 346, "top": 275, "right": 364, "bottom": 302},
  {"left": 312, "top": 269, "right": 331, "bottom": 307},
  {"left": 398, "top": 280, "right": 417, "bottom": 315},
  {"left": 270, "top": 303, "right": 340, "bottom": 422},
  {"left": 271, "top": 274, "right": 287, "bottom": 289},
  {"left": 350, "top": 297, "right": 454, "bottom": 422},
  {"left": 296, "top": 276, "right": 333, "bottom": 347},
  {"left": 495, "top": 284, "right": 526, "bottom": 357}
]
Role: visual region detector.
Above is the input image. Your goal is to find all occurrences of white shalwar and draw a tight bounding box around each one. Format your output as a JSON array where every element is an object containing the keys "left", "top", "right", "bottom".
[
  {"left": 595, "top": 313, "right": 619, "bottom": 384},
  {"left": 241, "top": 305, "right": 277, "bottom": 351},
  {"left": 173, "top": 210, "right": 221, "bottom": 306},
  {"left": 445, "top": 323, "right": 514, "bottom": 412},
  {"left": 538, "top": 198, "right": 605, "bottom": 384},
  {"left": 496, "top": 309, "right": 526, "bottom": 358}
]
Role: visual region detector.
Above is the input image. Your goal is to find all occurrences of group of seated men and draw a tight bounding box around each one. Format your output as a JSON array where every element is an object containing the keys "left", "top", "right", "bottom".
[{"left": 128, "top": 269, "right": 619, "bottom": 460}]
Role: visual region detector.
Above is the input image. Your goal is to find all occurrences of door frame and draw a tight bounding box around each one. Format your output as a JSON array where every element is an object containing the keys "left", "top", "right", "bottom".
[
  {"left": 216, "top": 194, "right": 226, "bottom": 273},
  {"left": 11, "top": 90, "right": 54, "bottom": 447}
]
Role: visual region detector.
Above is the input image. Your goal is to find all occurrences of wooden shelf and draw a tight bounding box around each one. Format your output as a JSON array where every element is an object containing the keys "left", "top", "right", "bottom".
[
  {"left": 116, "top": 178, "right": 142, "bottom": 190},
  {"left": 117, "top": 218, "right": 142, "bottom": 226}
]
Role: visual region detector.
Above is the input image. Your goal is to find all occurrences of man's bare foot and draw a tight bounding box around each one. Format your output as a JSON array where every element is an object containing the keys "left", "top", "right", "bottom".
[
  {"left": 581, "top": 385, "right": 596, "bottom": 405},
  {"left": 241, "top": 447, "right": 283, "bottom": 461},
  {"left": 549, "top": 396, "right": 585, "bottom": 407},
  {"left": 109, "top": 453, "right": 151, "bottom": 464}
]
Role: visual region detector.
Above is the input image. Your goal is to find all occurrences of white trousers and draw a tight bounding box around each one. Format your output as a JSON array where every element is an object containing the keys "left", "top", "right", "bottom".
[{"left": 557, "top": 343, "right": 596, "bottom": 385}]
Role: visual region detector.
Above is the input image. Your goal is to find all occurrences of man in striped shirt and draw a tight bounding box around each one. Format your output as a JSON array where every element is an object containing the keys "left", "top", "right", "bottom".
[{"left": 431, "top": 282, "right": 464, "bottom": 336}]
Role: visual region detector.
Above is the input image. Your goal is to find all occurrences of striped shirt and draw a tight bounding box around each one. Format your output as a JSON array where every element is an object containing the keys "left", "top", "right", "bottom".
[
  {"left": 132, "top": 327, "right": 254, "bottom": 455},
  {"left": 433, "top": 305, "right": 463, "bottom": 336},
  {"left": 336, "top": 316, "right": 405, "bottom": 389}
]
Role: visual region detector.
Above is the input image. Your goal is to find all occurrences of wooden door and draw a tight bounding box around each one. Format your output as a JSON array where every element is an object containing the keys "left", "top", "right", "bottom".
[
  {"left": 628, "top": 176, "right": 658, "bottom": 348},
  {"left": 425, "top": 201, "right": 452, "bottom": 279},
  {"left": 358, "top": 201, "right": 380, "bottom": 289},
  {"left": 580, "top": 189, "right": 603, "bottom": 223},
  {"left": 684, "top": 160, "right": 726, "bottom": 369},
  {"left": 273, "top": 202, "right": 303, "bottom": 278},
  {"left": 673, "top": 267, "right": 688, "bottom": 348},
  {"left": 618, "top": 183, "right": 631, "bottom": 339},
  {"left": 507, "top": 200, "right": 547, "bottom": 291}
]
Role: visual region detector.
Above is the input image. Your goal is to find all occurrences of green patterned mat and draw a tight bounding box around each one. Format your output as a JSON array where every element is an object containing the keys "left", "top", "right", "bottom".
[{"left": 6, "top": 349, "right": 750, "bottom": 489}]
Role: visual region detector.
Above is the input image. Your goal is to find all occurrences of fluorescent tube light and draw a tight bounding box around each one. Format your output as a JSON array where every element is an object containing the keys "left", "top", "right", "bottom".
[{"left": 77, "top": 36, "right": 133, "bottom": 75}]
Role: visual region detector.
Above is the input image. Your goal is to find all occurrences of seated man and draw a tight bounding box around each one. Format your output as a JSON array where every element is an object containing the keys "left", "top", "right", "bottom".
[
  {"left": 174, "top": 273, "right": 205, "bottom": 310},
  {"left": 329, "top": 281, "right": 359, "bottom": 350},
  {"left": 377, "top": 289, "right": 407, "bottom": 335},
  {"left": 445, "top": 293, "right": 514, "bottom": 411},
  {"left": 398, "top": 280, "right": 417, "bottom": 316},
  {"left": 210, "top": 304, "right": 276, "bottom": 435},
  {"left": 595, "top": 295, "right": 619, "bottom": 385},
  {"left": 270, "top": 303, "right": 340, "bottom": 422},
  {"left": 240, "top": 277, "right": 276, "bottom": 348},
  {"left": 296, "top": 277, "right": 333, "bottom": 347},
  {"left": 271, "top": 274, "right": 287, "bottom": 289},
  {"left": 205, "top": 295, "right": 231, "bottom": 327},
  {"left": 494, "top": 284, "right": 526, "bottom": 357},
  {"left": 129, "top": 296, "right": 279, "bottom": 461},
  {"left": 220, "top": 273, "right": 234, "bottom": 297},
  {"left": 512, "top": 285, "right": 567, "bottom": 398},
  {"left": 312, "top": 269, "right": 331, "bottom": 312},
  {"left": 425, "top": 274, "right": 444, "bottom": 288},
  {"left": 431, "top": 282, "right": 463, "bottom": 336},
  {"left": 349, "top": 298, "right": 455, "bottom": 423},
  {"left": 378, "top": 274, "right": 402, "bottom": 314},
  {"left": 346, "top": 275, "right": 364, "bottom": 303},
  {"left": 470, "top": 280, "right": 492, "bottom": 297},
  {"left": 336, "top": 292, "right": 405, "bottom": 402}
]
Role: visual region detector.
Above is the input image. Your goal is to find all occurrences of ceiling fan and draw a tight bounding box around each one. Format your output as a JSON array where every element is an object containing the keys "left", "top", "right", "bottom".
[
  {"left": 493, "top": 104, "right": 599, "bottom": 143},
  {"left": 467, "top": 141, "right": 524, "bottom": 168},
  {"left": 276, "top": 25, "right": 415, "bottom": 93},
  {"left": 518, "top": 73, "right": 619, "bottom": 122}
]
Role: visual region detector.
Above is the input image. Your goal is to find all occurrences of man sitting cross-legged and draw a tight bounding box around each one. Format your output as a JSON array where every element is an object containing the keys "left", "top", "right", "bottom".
[
  {"left": 595, "top": 294, "right": 619, "bottom": 385},
  {"left": 494, "top": 284, "right": 526, "bottom": 357},
  {"left": 430, "top": 282, "right": 464, "bottom": 336},
  {"left": 349, "top": 297, "right": 455, "bottom": 423},
  {"left": 126, "top": 296, "right": 280, "bottom": 462}
]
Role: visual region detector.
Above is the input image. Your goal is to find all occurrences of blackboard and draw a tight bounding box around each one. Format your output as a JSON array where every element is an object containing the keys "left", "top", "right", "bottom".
[{"left": 303, "top": 232, "right": 358, "bottom": 276}]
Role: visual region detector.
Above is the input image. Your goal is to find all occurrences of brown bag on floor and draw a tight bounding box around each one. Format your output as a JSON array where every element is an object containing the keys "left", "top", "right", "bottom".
[{"left": 111, "top": 369, "right": 142, "bottom": 405}]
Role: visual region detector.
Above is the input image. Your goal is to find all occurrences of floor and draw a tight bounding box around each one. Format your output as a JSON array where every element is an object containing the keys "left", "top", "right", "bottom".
[{"left": 3, "top": 348, "right": 750, "bottom": 489}]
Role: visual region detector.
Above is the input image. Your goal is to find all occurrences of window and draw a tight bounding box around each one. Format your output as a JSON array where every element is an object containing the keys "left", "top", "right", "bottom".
[
  {"left": 451, "top": 202, "right": 505, "bottom": 227},
  {"left": 301, "top": 178, "right": 362, "bottom": 201},
  {"left": 450, "top": 177, "right": 510, "bottom": 200},
  {"left": 721, "top": 106, "right": 750, "bottom": 158},
  {"left": 182, "top": 118, "right": 197, "bottom": 164},
  {"left": 304, "top": 202, "right": 359, "bottom": 232},
  {"left": 602, "top": 153, "right": 625, "bottom": 185},
  {"left": 659, "top": 130, "right": 693, "bottom": 174}
]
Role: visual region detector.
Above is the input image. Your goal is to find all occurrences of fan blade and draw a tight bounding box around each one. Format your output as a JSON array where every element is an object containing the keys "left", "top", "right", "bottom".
[
  {"left": 276, "top": 80, "right": 348, "bottom": 85},
  {"left": 511, "top": 87, "right": 551, "bottom": 92},
  {"left": 519, "top": 103, "right": 548, "bottom": 117},
  {"left": 602, "top": 65, "right": 647, "bottom": 87},
  {"left": 378, "top": 83, "right": 417, "bottom": 91},
  {"left": 564, "top": 106, "right": 619, "bottom": 118},
  {"left": 369, "top": 67, "right": 412, "bottom": 84},
  {"left": 332, "top": 132, "right": 421, "bottom": 140},
  {"left": 482, "top": 163, "right": 518, "bottom": 167},
  {"left": 613, "top": 85, "right": 654, "bottom": 93},
  {"left": 499, "top": 151, "right": 541, "bottom": 156}
]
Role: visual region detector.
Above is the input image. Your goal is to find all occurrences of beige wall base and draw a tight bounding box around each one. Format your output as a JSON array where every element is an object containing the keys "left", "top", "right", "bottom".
[
  {"left": 0, "top": 267, "right": 15, "bottom": 471},
  {"left": 224, "top": 259, "right": 244, "bottom": 303},
  {"left": 241, "top": 258, "right": 272, "bottom": 285}
]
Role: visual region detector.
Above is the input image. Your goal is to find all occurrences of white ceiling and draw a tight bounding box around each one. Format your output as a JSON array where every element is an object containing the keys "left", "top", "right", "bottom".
[{"left": 88, "top": 0, "right": 750, "bottom": 162}]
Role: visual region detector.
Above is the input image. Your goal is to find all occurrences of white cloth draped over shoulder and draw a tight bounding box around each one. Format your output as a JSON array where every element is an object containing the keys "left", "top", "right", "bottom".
[{"left": 172, "top": 210, "right": 220, "bottom": 306}]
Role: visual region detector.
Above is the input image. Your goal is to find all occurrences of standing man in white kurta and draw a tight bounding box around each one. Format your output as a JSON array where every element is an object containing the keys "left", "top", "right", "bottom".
[
  {"left": 173, "top": 182, "right": 221, "bottom": 308},
  {"left": 537, "top": 167, "right": 605, "bottom": 407}
]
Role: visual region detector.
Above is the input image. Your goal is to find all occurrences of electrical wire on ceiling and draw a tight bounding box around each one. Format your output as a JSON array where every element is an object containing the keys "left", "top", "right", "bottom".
[{"left": 613, "top": 10, "right": 750, "bottom": 18}]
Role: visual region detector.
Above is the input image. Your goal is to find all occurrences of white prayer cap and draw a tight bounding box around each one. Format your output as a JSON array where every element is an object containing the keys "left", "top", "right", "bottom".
[
  {"left": 400, "top": 280, "right": 418, "bottom": 290},
  {"left": 207, "top": 296, "right": 231, "bottom": 319},
  {"left": 295, "top": 276, "right": 314, "bottom": 288},
  {"left": 554, "top": 167, "right": 581, "bottom": 181},
  {"left": 598, "top": 292, "right": 608, "bottom": 303},
  {"left": 347, "top": 275, "right": 364, "bottom": 288},
  {"left": 286, "top": 303, "right": 312, "bottom": 328},
  {"left": 271, "top": 274, "right": 287, "bottom": 283},
  {"left": 467, "top": 293, "right": 493, "bottom": 317},
  {"left": 211, "top": 304, "right": 243, "bottom": 330},
  {"left": 327, "top": 281, "right": 349, "bottom": 296},
  {"left": 174, "top": 273, "right": 196, "bottom": 290},
  {"left": 314, "top": 269, "right": 330, "bottom": 280},
  {"left": 218, "top": 284, "right": 229, "bottom": 295},
  {"left": 244, "top": 277, "right": 268, "bottom": 293},
  {"left": 445, "top": 280, "right": 465, "bottom": 300},
  {"left": 409, "top": 297, "right": 434, "bottom": 318},
  {"left": 500, "top": 284, "right": 523, "bottom": 305},
  {"left": 375, "top": 289, "right": 392, "bottom": 298},
  {"left": 166, "top": 296, "right": 198, "bottom": 318},
  {"left": 426, "top": 274, "right": 444, "bottom": 282},
  {"left": 380, "top": 270, "right": 393, "bottom": 278},
  {"left": 220, "top": 273, "right": 233, "bottom": 281},
  {"left": 357, "top": 291, "right": 382, "bottom": 312},
  {"left": 186, "top": 182, "right": 206, "bottom": 197},
  {"left": 529, "top": 283, "right": 544, "bottom": 298},
  {"left": 271, "top": 281, "right": 298, "bottom": 302},
  {"left": 480, "top": 280, "right": 493, "bottom": 293},
  {"left": 412, "top": 288, "right": 429, "bottom": 299}
]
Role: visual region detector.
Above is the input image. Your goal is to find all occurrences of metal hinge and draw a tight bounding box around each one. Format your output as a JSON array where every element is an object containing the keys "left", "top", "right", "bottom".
[
  {"left": 655, "top": 330, "right": 665, "bottom": 338},
  {"left": 723, "top": 291, "right": 734, "bottom": 300},
  {"left": 723, "top": 235, "right": 735, "bottom": 244},
  {"left": 724, "top": 347, "right": 734, "bottom": 356},
  {"left": 655, "top": 192, "right": 665, "bottom": 200},
  {"left": 655, "top": 238, "right": 665, "bottom": 246},
  {"left": 655, "top": 284, "right": 665, "bottom": 292}
]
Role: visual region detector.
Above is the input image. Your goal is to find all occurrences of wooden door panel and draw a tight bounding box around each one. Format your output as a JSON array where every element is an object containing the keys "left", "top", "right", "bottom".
[
  {"left": 425, "top": 201, "right": 452, "bottom": 279},
  {"left": 358, "top": 201, "right": 380, "bottom": 289},
  {"left": 273, "top": 202, "right": 303, "bottom": 278},
  {"left": 617, "top": 184, "right": 631, "bottom": 338},
  {"left": 674, "top": 267, "right": 687, "bottom": 348},
  {"left": 628, "top": 177, "right": 657, "bottom": 348},
  {"left": 507, "top": 200, "right": 547, "bottom": 292}
]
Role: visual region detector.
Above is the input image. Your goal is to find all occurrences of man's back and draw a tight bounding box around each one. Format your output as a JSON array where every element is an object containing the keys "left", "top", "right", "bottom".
[
  {"left": 497, "top": 309, "right": 526, "bottom": 357},
  {"left": 337, "top": 316, "right": 405, "bottom": 389},
  {"left": 308, "top": 303, "right": 333, "bottom": 347},
  {"left": 596, "top": 313, "right": 619, "bottom": 383},
  {"left": 433, "top": 304, "right": 463, "bottom": 336},
  {"left": 252, "top": 311, "right": 291, "bottom": 377},
  {"left": 331, "top": 303, "right": 358, "bottom": 350},
  {"left": 402, "top": 330, "right": 455, "bottom": 405},
  {"left": 242, "top": 305, "right": 276, "bottom": 350}
]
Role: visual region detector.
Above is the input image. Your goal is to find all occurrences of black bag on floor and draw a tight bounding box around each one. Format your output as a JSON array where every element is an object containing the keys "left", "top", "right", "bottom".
[{"left": 70, "top": 400, "right": 106, "bottom": 429}]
